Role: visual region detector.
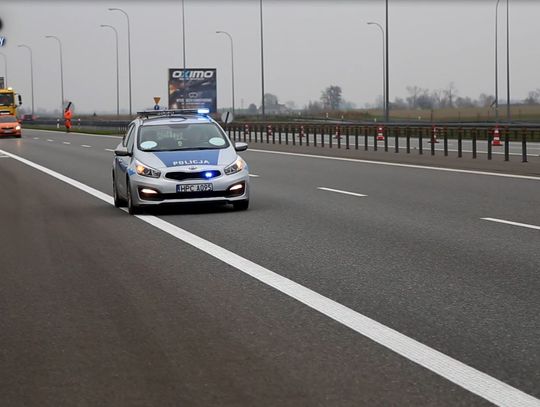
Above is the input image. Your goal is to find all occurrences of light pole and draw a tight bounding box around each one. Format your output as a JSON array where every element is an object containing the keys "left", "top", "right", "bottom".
[
  {"left": 385, "top": 0, "right": 389, "bottom": 122},
  {"left": 181, "top": 0, "right": 187, "bottom": 108},
  {"left": 259, "top": 0, "right": 266, "bottom": 118},
  {"left": 367, "top": 22, "right": 385, "bottom": 120},
  {"left": 495, "top": 0, "right": 501, "bottom": 123},
  {"left": 216, "top": 31, "right": 235, "bottom": 116},
  {"left": 0, "top": 52, "right": 7, "bottom": 86},
  {"left": 109, "top": 8, "right": 132, "bottom": 116},
  {"left": 506, "top": 0, "right": 510, "bottom": 121},
  {"left": 45, "top": 35, "right": 65, "bottom": 113},
  {"left": 100, "top": 25, "right": 120, "bottom": 117},
  {"left": 18, "top": 44, "right": 34, "bottom": 116}
]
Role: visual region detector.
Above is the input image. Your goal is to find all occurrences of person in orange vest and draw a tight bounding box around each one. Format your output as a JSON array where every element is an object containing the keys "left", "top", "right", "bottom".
[{"left": 64, "top": 102, "right": 73, "bottom": 133}]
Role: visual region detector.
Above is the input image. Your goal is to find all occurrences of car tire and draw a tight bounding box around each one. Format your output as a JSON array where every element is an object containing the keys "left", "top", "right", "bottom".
[
  {"left": 127, "top": 181, "right": 141, "bottom": 215},
  {"left": 112, "top": 173, "right": 126, "bottom": 208},
  {"left": 232, "top": 199, "right": 249, "bottom": 211}
]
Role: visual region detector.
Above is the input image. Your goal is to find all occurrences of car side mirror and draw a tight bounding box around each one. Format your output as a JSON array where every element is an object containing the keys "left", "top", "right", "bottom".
[
  {"left": 234, "top": 142, "right": 248, "bottom": 152},
  {"left": 114, "top": 147, "right": 131, "bottom": 157}
]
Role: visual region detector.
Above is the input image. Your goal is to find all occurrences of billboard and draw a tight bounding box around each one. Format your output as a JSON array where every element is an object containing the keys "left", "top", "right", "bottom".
[{"left": 168, "top": 68, "right": 217, "bottom": 113}]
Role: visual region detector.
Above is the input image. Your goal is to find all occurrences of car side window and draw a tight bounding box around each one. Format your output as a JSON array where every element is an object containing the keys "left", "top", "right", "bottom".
[
  {"left": 124, "top": 125, "right": 136, "bottom": 153},
  {"left": 123, "top": 125, "right": 135, "bottom": 147}
]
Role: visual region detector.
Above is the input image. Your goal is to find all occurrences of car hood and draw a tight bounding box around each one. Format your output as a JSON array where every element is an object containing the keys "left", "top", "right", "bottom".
[{"left": 136, "top": 148, "right": 237, "bottom": 169}]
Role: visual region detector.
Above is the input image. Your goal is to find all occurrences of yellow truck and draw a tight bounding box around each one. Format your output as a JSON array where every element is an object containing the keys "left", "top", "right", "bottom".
[{"left": 0, "top": 88, "right": 23, "bottom": 117}]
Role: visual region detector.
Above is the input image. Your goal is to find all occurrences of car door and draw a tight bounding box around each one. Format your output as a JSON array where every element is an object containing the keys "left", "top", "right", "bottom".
[{"left": 115, "top": 124, "right": 136, "bottom": 197}]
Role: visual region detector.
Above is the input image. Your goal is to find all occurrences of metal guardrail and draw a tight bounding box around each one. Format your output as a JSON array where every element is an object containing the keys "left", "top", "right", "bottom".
[{"left": 224, "top": 123, "right": 540, "bottom": 163}]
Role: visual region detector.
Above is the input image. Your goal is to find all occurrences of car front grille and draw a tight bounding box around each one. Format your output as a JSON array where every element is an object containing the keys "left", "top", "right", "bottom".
[{"left": 165, "top": 170, "right": 221, "bottom": 181}]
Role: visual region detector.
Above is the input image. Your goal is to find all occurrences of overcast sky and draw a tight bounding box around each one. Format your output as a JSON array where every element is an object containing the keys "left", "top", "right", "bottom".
[{"left": 2, "top": 0, "right": 540, "bottom": 114}]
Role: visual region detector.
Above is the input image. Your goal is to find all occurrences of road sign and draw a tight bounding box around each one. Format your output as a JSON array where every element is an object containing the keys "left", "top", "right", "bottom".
[
  {"left": 153, "top": 105, "right": 160, "bottom": 111},
  {"left": 153, "top": 97, "right": 161, "bottom": 105}
]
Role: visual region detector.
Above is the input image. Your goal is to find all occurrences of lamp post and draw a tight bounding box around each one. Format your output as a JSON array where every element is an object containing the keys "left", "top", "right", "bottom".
[
  {"left": 506, "top": 0, "right": 510, "bottom": 121},
  {"left": 385, "top": 0, "right": 389, "bottom": 122},
  {"left": 45, "top": 35, "right": 65, "bottom": 113},
  {"left": 17, "top": 44, "right": 34, "bottom": 116},
  {"left": 0, "top": 52, "right": 7, "bottom": 86},
  {"left": 494, "top": 0, "right": 501, "bottom": 123},
  {"left": 216, "top": 31, "right": 235, "bottom": 116},
  {"left": 259, "top": 0, "right": 266, "bottom": 118},
  {"left": 108, "top": 7, "right": 132, "bottom": 116},
  {"left": 182, "top": 0, "right": 187, "bottom": 108},
  {"left": 367, "top": 22, "right": 385, "bottom": 120},
  {"left": 100, "top": 25, "right": 120, "bottom": 117}
]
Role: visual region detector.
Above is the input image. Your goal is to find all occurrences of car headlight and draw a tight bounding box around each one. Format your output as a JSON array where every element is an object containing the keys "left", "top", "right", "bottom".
[
  {"left": 15, "top": 125, "right": 21, "bottom": 130},
  {"left": 135, "top": 160, "right": 161, "bottom": 178},
  {"left": 224, "top": 157, "right": 245, "bottom": 175}
]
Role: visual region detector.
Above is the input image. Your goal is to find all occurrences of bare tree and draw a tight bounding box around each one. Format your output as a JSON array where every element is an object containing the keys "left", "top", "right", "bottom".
[
  {"left": 443, "top": 82, "right": 457, "bottom": 108},
  {"left": 321, "top": 85, "right": 342, "bottom": 110}
]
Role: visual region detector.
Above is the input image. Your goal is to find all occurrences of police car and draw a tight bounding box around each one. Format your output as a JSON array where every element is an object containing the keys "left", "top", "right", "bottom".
[{"left": 112, "top": 109, "right": 249, "bottom": 214}]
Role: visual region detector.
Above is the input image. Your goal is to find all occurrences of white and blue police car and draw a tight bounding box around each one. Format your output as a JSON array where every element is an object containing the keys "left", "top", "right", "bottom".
[{"left": 112, "top": 109, "right": 249, "bottom": 214}]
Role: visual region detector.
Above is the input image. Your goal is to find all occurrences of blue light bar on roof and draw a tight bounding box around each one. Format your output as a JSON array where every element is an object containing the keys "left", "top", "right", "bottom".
[{"left": 197, "top": 108, "right": 210, "bottom": 115}]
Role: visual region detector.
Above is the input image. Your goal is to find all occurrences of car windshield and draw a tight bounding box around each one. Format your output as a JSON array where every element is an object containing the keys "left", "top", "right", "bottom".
[
  {"left": 138, "top": 123, "right": 229, "bottom": 152},
  {"left": 0, "top": 94, "right": 14, "bottom": 106},
  {"left": 0, "top": 116, "right": 17, "bottom": 123}
]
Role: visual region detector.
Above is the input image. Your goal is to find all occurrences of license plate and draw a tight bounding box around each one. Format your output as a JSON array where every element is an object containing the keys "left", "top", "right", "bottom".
[
  {"left": 3, "top": 130, "right": 12, "bottom": 133},
  {"left": 177, "top": 183, "right": 213, "bottom": 193}
]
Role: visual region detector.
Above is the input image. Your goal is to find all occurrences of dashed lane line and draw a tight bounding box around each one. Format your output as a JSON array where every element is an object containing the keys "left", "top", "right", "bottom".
[
  {"left": 1, "top": 147, "right": 538, "bottom": 407},
  {"left": 63, "top": 142, "right": 71, "bottom": 145},
  {"left": 81, "top": 145, "right": 92, "bottom": 148},
  {"left": 481, "top": 218, "right": 540, "bottom": 231},
  {"left": 318, "top": 187, "right": 367, "bottom": 197},
  {"left": 105, "top": 148, "right": 115, "bottom": 152}
]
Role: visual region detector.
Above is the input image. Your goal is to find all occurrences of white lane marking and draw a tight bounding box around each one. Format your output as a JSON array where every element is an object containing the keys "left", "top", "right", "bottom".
[
  {"left": 248, "top": 149, "right": 540, "bottom": 182},
  {"left": 249, "top": 174, "right": 260, "bottom": 178},
  {"left": 105, "top": 148, "right": 115, "bottom": 152},
  {"left": 46, "top": 139, "right": 54, "bottom": 142},
  {"left": 28, "top": 128, "right": 122, "bottom": 139},
  {"left": 33, "top": 137, "right": 39, "bottom": 140},
  {"left": 318, "top": 187, "right": 367, "bottom": 197},
  {"left": 0, "top": 155, "right": 9, "bottom": 158},
  {"left": 63, "top": 142, "right": 71, "bottom": 145},
  {"left": 1, "top": 148, "right": 538, "bottom": 407},
  {"left": 481, "top": 218, "right": 540, "bottom": 231},
  {"left": 81, "top": 145, "right": 92, "bottom": 148}
]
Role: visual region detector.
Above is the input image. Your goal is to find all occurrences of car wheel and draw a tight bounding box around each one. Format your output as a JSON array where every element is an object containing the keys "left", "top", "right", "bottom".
[
  {"left": 127, "top": 181, "right": 141, "bottom": 215},
  {"left": 112, "top": 173, "right": 125, "bottom": 208},
  {"left": 232, "top": 199, "right": 249, "bottom": 211}
]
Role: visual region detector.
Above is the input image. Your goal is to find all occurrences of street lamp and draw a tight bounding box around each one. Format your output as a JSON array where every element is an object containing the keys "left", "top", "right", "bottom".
[
  {"left": 45, "top": 35, "right": 65, "bottom": 113},
  {"left": 17, "top": 44, "right": 34, "bottom": 116},
  {"left": 494, "top": 0, "right": 501, "bottom": 123},
  {"left": 0, "top": 52, "right": 7, "bottom": 86},
  {"left": 182, "top": 0, "right": 187, "bottom": 108},
  {"left": 259, "top": 0, "right": 266, "bottom": 118},
  {"left": 385, "top": 0, "right": 389, "bottom": 122},
  {"left": 100, "top": 25, "right": 120, "bottom": 117},
  {"left": 108, "top": 7, "right": 132, "bottom": 116},
  {"left": 367, "top": 22, "right": 385, "bottom": 120},
  {"left": 506, "top": 0, "right": 510, "bottom": 121},
  {"left": 216, "top": 31, "right": 235, "bottom": 116}
]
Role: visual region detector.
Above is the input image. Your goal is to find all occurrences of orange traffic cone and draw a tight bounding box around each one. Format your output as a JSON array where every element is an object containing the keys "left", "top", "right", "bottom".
[
  {"left": 492, "top": 126, "right": 502, "bottom": 146},
  {"left": 429, "top": 126, "right": 440, "bottom": 143},
  {"left": 376, "top": 126, "right": 385, "bottom": 140}
]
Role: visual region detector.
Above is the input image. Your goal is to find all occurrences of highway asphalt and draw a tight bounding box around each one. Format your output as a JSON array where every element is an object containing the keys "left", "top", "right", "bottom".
[{"left": 0, "top": 128, "right": 539, "bottom": 406}]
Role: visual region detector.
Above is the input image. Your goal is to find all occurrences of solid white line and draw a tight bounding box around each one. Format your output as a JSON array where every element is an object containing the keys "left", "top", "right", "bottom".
[
  {"left": 248, "top": 149, "right": 540, "bottom": 181},
  {"left": 481, "top": 218, "right": 540, "bottom": 231},
  {"left": 81, "top": 145, "right": 92, "bottom": 148},
  {"left": 63, "top": 142, "right": 71, "bottom": 145},
  {"left": 28, "top": 128, "right": 122, "bottom": 139},
  {"left": 318, "top": 187, "right": 367, "bottom": 197},
  {"left": 0, "top": 147, "right": 539, "bottom": 407}
]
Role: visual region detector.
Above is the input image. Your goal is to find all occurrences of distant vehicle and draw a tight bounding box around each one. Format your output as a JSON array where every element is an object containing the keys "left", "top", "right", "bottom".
[
  {"left": 0, "top": 87, "right": 23, "bottom": 117},
  {"left": 21, "top": 114, "right": 36, "bottom": 122},
  {"left": 0, "top": 115, "right": 22, "bottom": 138},
  {"left": 112, "top": 109, "right": 250, "bottom": 214}
]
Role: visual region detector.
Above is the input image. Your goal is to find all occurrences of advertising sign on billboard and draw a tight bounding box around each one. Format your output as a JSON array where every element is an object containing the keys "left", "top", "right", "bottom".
[{"left": 168, "top": 68, "right": 217, "bottom": 113}]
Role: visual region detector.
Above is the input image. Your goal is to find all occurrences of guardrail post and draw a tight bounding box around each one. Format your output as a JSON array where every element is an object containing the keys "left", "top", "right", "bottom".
[
  {"left": 504, "top": 126, "right": 509, "bottom": 161},
  {"left": 373, "top": 126, "right": 378, "bottom": 151},
  {"left": 285, "top": 126, "right": 289, "bottom": 145},
  {"left": 363, "top": 127, "right": 368, "bottom": 151},
  {"left": 299, "top": 126, "right": 303, "bottom": 146},
  {"left": 278, "top": 126, "right": 282, "bottom": 144},
  {"left": 487, "top": 128, "right": 492, "bottom": 160},
  {"left": 306, "top": 126, "right": 310, "bottom": 146},
  {"left": 430, "top": 127, "right": 436, "bottom": 156},
  {"left": 472, "top": 128, "right": 477, "bottom": 159},
  {"left": 355, "top": 127, "right": 359, "bottom": 150},
  {"left": 336, "top": 126, "right": 341, "bottom": 149},
  {"left": 419, "top": 127, "right": 423, "bottom": 155},
  {"left": 394, "top": 127, "right": 399, "bottom": 153},
  {"left": 313, "top": 126, "right": 318, "bottom": 147},
  {"left": 522, "top": 128, "right": 528, "bottom": 163},
  {"left": 320, "top": 126, "right": 324, "bottom": 148},
  {"left": 384, "top": 126, "right": 389, "bottom": 152},
  {"left": 443, "top": 128, "right": 448, "bottom": 156},
  {"left": 292, "top": 126, "right": 296, "bottom": 146},
  {"left": 458, "top": 128, "right": 463, "bottom": 158},
  {"left": 406, "top": 127, "right": 411, "bottom": 153},
  {"left": 346, "top": 126, "right": 350, "bottom": 149}
]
